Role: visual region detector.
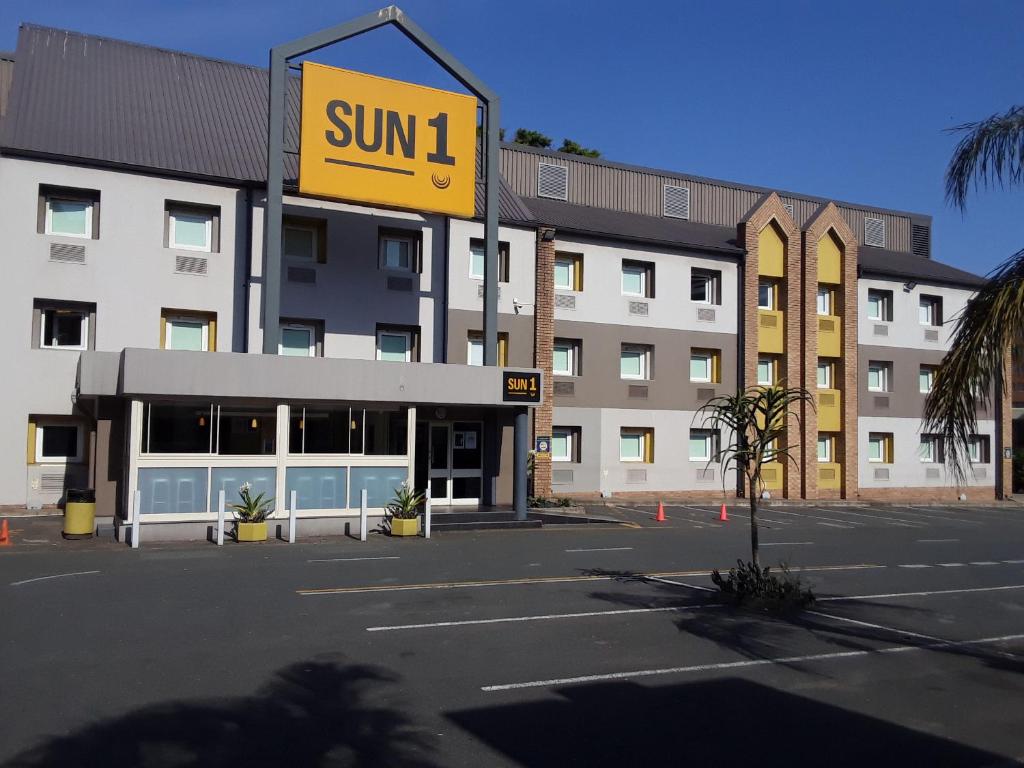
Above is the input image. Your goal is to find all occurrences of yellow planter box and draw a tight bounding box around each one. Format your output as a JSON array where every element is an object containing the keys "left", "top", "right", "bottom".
[
  {"left": 63, "top": 502, "right": 96, "bottom": 538},
  {"left": 758, "top": 310, "right": 784, "bottom": 354},
  {"left": 390, "top": 517, "right": 419, "bottom": 537},
  {"left": 818, "top": 388, "right": 841, "bottom": 432},
  {"left": 818, "top": 315, "right": 841, "bottom": 357},
  {"left": 236, "top": 521, "right": 268, "bottom": 542}
]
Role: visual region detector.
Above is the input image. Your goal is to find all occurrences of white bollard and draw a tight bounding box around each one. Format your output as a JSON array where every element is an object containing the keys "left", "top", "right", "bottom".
[
  {"left": 289, "top": 490, "right": 297, "bottom": 544},
  {"left": 216, "top": 489, "right": 226, "bottom": 546},
  {"left": 359, "top": 488, "right": 368, "bottom": 542},
  {"left": 424, "top": 487, "right": 432, "bottom": 539},
  {"left": 131, "top": 490, "right": 142, "bottom": 549}
]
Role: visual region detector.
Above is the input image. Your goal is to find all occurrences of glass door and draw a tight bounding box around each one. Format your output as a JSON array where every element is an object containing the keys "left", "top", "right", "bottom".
[
  {"left": 427, "top": 422, "right": 484, "bottom": 505},
  {"left": 428, "top": 423, "right": 452, "bottom": 503}
]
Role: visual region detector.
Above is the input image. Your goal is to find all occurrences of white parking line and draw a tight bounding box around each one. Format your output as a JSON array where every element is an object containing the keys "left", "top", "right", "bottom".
[
  {"left": 969, "top": 561, "right": 1000, "bottom": 566},
  {"left": 565, "top": 547, "right": 634, "bottom": 553},
  {"left": 917, "top": 539, "right": 960, "bottom": 543},
  {"left": 819, "top": 583, "right": 1024, "bottom": 601},
  {"left": 307, "top": 556, "right": 401, "bottom": 563},
  {"left": 481, "top": 633, "right": 1024, "bottom": 691},
  {"left": 805, "top": 610, "right": 945, "bottom": 642},
  {"left": 818, "top": 521, "right": 855, "bottom": 529},
  {"left": 1004, "top": 559, "right": 1024, "bottom": 564},
  {"left": 760, "top": 542, "right": 814, "bottom": 546},
  {"left": 938, "top": 563, "right": 966, "bottom": 567},
  {"left": 898, "top": 564, "right": 931, "bottom": 568},
  {"left": 816, "top": 508, "right": 923, "bottom": 528},
  {"left": 10, "top": 570, "right": 100, "bottom": 586},
  {"left": 767, "top": 509, "right": 860, "bottom": 527}
]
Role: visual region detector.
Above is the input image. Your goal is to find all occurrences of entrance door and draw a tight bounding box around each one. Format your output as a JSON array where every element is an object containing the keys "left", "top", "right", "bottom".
[{"left": 427, "top": 422, "right": 483, "bottom": 505}]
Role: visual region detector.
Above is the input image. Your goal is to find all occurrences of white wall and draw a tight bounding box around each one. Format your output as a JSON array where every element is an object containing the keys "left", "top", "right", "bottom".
[
  {"left": 447, "top": 218, "right": 537, "bottom": 317},
  {"left": 858, "top": 277, "right": 973, "bottom": 351}
]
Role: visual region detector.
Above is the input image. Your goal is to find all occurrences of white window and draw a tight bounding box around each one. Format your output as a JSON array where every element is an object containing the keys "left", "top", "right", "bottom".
[
  {"left": 165, "top": 315, "right": 209, "bottom": 351},
  {"left": 919, "top": 366, "right": 935, "bottom": 393},
  {"left": 469, "top": 242, "right": 485, "bottom": 279},
  {"left": 817, "top": 435, "right": 831, "bottom": 463},
  {"left": 169, "top": 209, "right": 213, "bottom": 252},
  {"left": 919, "top": 436, "right": 936, "bottom": 463},
  {"left": 919, "top": 296, "right": 941, "bottom": 326},
  {"left": 283, "top": 224, "right": 317, "bottom": 261},
  {"left": 46, "top": 198, "right": 92, "bottom": 238},
  {"left": 621, "top": 345, "right": 649, "bottom": 380},
  {"left": 35, "top": 422, "right": 83, "bottom": 463},
  {"left": 691, "top": 269, "right": 719, "bottom": 305},
  {"left": 380, "top": 235, "right": 414, "bottom": 271},
  {"left": 867, "top": 361, "right": 890, "bottom": 392},
  {"left": 279, "top": 324, "right": 315, "bottom": 357},
  {"left": 756, "top": 358, "right": 774, "bottom": 386},
  {"left": 688, "top": 429, "right": 715, "bottom": 462},
  {"left": 467, "top": 337, "right": 484, "bottom": 367},
  {"left": 968, "top": 435, "right": 989, "bottom": 464},
  {"left": 553, "top": 339, "right": 578, "bottom": 376},
  {"left": 817, "top": 361, "right": 832, "bottom": 389},
  {"left": 620, "top": 428, "right": 650, "bottom": 462},
  {"left": 690, "top": 351, "right": 713, "bottom": 383},
  {"left": 554, "top": 255, "right": 576, "bottom": 291},
  {"left": 552, "top": 427, "right": 575, "bottom": 463},
  {"left": 40, "top": 308, "right": 88, "bottom": 350},
  {"left": 867, "top": 289, "right": 890, "bottom": 321},
  {"left": 621, "top": 263, "right": 646, "bottom": 297},
  {"left": 377, "top": 331, "right": 411, "bottom": 362},
  {"left": 758, "top": 281, "right": 774, "bottom": 310},
  {"left": 867, "top": 432, "right": 890, "bottom": 463},
  {"left": 816, "top": 287, "right": 832, "bottom": 316}
]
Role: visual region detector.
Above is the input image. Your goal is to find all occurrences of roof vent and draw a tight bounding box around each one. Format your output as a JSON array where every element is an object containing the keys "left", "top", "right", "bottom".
[
  {"left": 663, "top": 185, "right": 690, "bottom": 220},
  {"left": 537, "top": 163, "right": 568, "bottom": 200},
  {"left": 864, "top": 217, "right": 886, "bottom": 248},
  {"left": 912, "top": 224, "right": 931, "bottom": 258}
]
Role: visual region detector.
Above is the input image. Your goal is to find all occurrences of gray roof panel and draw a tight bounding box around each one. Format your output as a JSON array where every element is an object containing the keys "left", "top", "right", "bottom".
[{"left": 858, "top": 246, "right": 987, "bottom": 289}]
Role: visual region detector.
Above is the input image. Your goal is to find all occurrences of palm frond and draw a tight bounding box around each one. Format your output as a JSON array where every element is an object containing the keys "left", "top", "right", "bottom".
[
  {"left": 924, "top": 245, "right": 1024, "bottom": 483},
  {"left": 945, "top": 106, "right": 1024, "bottom": 210}
]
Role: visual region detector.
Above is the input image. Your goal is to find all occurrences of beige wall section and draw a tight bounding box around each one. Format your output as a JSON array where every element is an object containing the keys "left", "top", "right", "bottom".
[{"left": 446, "top": 310, "right": 535, "bottom": 368}]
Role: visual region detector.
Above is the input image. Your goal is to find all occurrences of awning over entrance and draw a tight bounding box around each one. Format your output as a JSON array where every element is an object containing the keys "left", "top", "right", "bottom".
[{"left": 77, "top": 348, "right": 542, "bottom": 408}]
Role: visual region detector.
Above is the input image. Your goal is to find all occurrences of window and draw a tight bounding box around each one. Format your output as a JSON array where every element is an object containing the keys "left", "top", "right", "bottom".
[
  {"left": 817, "top": 360, "right": 833, "bottom": 389},
  {"left": 689, "top": 349, "right": 719, "bottom": 384},
  {"left": 757, "top": 357, "right": 775, "bottom": 386},
  {"left": 379, "top": 230, "right": 419, "bottom": 272},
  {"left": 867, "top": 361, "right": 891, "bottom": 392},
  {"left": 468, "top": 239, "right": 510, "bottom": 282},
  {"left": 280, "top": 324, "right": 315, "bottom": 357},
  {"left": 217, "top": 407, "right": 277, "bottom": 455},
  {"left": 142, "top": 403, "right": 213, "bottom": 454},
  {"left": 34, "top": 422, "right": 83, "bottom": 463},
  {"left": 919, "top": 435, "right": 943, "bottom": 463},
  {"left": 284, "top": 223, "right": 317, "bottom": 261},
  {"left": 968, "top": 435, "right": 990, "bottom": 464},
  {"left": 162, "top": 312, "right": 213, "bottom": 352},
  {"left": 691, "top": 269, "right": 721, "bottom": 305},
  {"left": 467, "top": 331, "right": 509, "bottom": 366},
  {"left": 817, "top": 435, "right": 832, "bottom": 463},
  {"left": 688, "top": 429, "right": 716, "bottom": 462},
  {"left": 552, "top": 427, "right": 581, "bottom": 463},
  {"left": 554, "top": 252, "right": 583, "bottom": 291},
  {"left": 867, "top": 289, "right": 892, "bottom": 321},
  {"left": 36, "top": 302, "right": 91, "bottom": 350},
  {"left": 621, "top": 427, "right": 654, "bottom": 463},
  {"left": 621, "top": 344, "right": 651, "bottom": 380},
  {"left": 816, "top": 286, "right": 833, "bottom": 316},
  {"left": 377, "top": 330, "right": 411, "bottom": 362},
  {"left": 290, "top": 406, "right": 407, "bottom": 456},
  {"left": 553, "top": 338, "right": 580, "bottom": 376},
  {"left": 621, "top": 261, "right": 653, "bottom": 298},
  {"left": 919, "top": 295, "right": 942, "bottom": 326},
  {"left": 168, "top": 207, "right": 213, "bottom": 252},
  {"left": 868, "top": 432, "right": 893, "bottom": 463},
  {"left": 758, "top": 280, "right": 776, "bottom": 310},
  {"left": 46, "top": 197, "right": 93, "bottom": 238},
  {"left": 919, "top": 365, "right": 936, "bottom": 393}
]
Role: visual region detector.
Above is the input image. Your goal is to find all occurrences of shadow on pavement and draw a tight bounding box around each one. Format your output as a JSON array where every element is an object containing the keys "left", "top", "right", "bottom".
[
  {"left": 3, "top": 659, "right": 439, "bottom": 768},
  {"left": 448, "top": 677, "right": 1010, "bottom": 767}
]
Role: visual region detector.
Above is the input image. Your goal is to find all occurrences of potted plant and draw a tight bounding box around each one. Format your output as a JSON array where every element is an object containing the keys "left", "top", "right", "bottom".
[
  {"left": 229, "top": 483, "right": 273, "bottom": 542},
  {"left": 386, "top": 483, "right": 425, "bottom": 537}
]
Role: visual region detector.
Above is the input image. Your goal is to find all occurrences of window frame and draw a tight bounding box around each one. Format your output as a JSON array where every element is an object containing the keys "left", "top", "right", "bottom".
[
  {"left": 554, "top": 252, "right": 583, "bottom": 292},
  {"left": 756, "top": 357, "right": 775, "bottom": 386},
  {"left": 468, "top": 239, "right": 510, "bottom": 282},
  {"left": 283, "top": 222, "right": 318, "bottom": 262},
  {"left": 620, "top": 427, "right": 653, "bottom": 463},
  {"left": 39, "top": 307, "right": 89, "bottom": 351},
  {"left": 552, "top": 338, "right": 579, "bottom": 377},
  {"left": 968, "top": 435, "right": 990, "bottom": 464},
  {"left": 817, "top": 360, "right": 833, "bottom": 389},
  {"left": 919, "top": 295, "right": 942, "bottom": 327},
  {"left": 690, "top": 268, "right": 720, "bottom": 306},
  {"left": 551, "top": 426, "right": 579, "bottom": 463},
  {"left": 379, "top": 232, "right": 418, "bottom": 273},
  {"left": 165, "top": 314, "right": 210, "bottom": 352},
  {"left": 621, "top": 260, "right": 652, "bottom": 298},
  {"left": 816, "top": 286, "right": 833, "bottom": 316},
  {"left": 376, "top": 330, "right": 412, "bottom": 363},
  {"left": 867, "top": 432, "right": 893, "bottom": 464},
  {"left": 279, "top": 323, "right": 316, "bottom": 358},
  {"left": 757, "top": 280, "right": 775, "bottom": 310},
  {"left": 918, "top": 435, "right": 938, "bottom": 463},
  {"left": 817, "top": 435, "right": 832, "bottom": 463},
  {"left": 689, "top": 350, "right": 714, "bottom": 384},
  {"left": 168, "top": 207, "right": 214, "bottom": 252},
  {"left": 867, "top": 361, "right": 890, "bottom": 393},
  {"left": 866, "top": 289, "right": 892, "bottom": 322},
  {"left": 45, "top": 196, "right": 93, "bottom": 239},
  {"left": 620, "top": 344, "right": 650, "bottom": 381},
  {"left": 688, "top": 428, "right": 716, "bottom": 463},
  {"left": 34, "top": 421, "right": 84, "bottom": 464},
  {"left": 919, "top": 365, "right": 935, "bottom": 394}
]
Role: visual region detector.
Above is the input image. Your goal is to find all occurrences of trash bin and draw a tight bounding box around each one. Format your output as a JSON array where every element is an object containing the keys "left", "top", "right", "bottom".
[{"left": 63, "top": 488, "right": 96, "bottom": 539}]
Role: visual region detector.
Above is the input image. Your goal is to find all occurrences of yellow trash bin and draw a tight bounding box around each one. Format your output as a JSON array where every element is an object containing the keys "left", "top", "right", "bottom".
[{"left": 63, "top": 488, "right": 96, "bottom": 539}]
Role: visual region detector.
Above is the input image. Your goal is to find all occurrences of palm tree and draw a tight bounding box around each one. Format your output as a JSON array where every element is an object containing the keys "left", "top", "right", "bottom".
[
  {"left": 924, "top": 106, "right": 1024, "bottom": 483},
  {"left": 699, "top": 386, "right": 812, "bottom": 567}
]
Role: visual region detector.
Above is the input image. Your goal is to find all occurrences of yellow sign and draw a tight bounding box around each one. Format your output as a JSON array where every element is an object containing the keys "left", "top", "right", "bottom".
[{"left": 299, "top": 62, "right": 477, "bottom": 217}]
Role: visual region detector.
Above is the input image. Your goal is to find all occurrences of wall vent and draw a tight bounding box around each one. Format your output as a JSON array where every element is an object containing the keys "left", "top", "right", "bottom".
[
  {"left": 552, "top": 469, "right": 574, "bottom": 485},
  {"left": 626, "top": 469, "right": 647, "bottom": 483},
  {"left": 926, "top": 467, "right": 941, "bottom": 479},
  {"left": 663, "top": 184, "right": 690, "bottom": 220},
  {"left": 819, "top": 467, "right": 837, "bottom": 481},
  {"left": 760, "top": 313, "right": 778, "bottom": 328},
  {"left": 287, "top": 266, "right": 316, "bottom": 284},
  {"left": 696, "top": 468, "right": 715, "bottom": 484},
  {"left": 762, "top": 466, "right": 778, "bottom": 483},
  {"left": 974, "top": 467, "right": 988, "bottom": 480},
  {"left": 696, "top": 388, "right": 716, "bottom": 402},
  {"left": 874, "top": 396, "right": 890, "bottom": 409},
  {"left": 873, "top": 324, "right": 889, "bottom": 337},
  {"left": 554, "top": 293, "right": 576, "bottom": 310},
  {"left": 628, "top": 385, "right": 649, "bottom": 399},
  {"left": 864, "top": 217, "right": 886, "bottom": 248},
  {"left": 386, "top": 275, "right": 413, "bottom": 292},
  {"left": 40, "top": 473, "right": 67, "bottom": 491},
  {"left": 50, "top": 242, "right": 86, "bottom": 264},
  {"left": 697, "top": 307, "right": 716, "bottom": 322},
  {"left": 476, "top": 284, "right": 502, "bottom": 300},
  {"left": 819, "top": 392, "right": 836, "bottom": 407},
  {"left": 628, "top": 301, "right": 649, "bottom": 316},
  {"left": 912, "top": 224, "right": 931, "bottom": 258},
  {"left": 537, "top": 163, "right": 569, "bottom": 200},
  {"left": 873, "top": 467, "right": 890, "bottom": 480},
  {"left": 924, "top": 329, "right": 939, "bottom": 342},
  {"left": 553, "top": 380, "right": 575, "bottom": 396},
  {"left": 819, "top": 317, "right": 836, "bottom": 332},
  {"left": 175, "top": 254, "right": 208, "bottom": 275}
]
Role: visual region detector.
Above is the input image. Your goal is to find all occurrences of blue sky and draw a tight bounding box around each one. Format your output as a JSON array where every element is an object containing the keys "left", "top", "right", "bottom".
[{"left": 2, "top": 0, "right": 1021, "bottom": 274}]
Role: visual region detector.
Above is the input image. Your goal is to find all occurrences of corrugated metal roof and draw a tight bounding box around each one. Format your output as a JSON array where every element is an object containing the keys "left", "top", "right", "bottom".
[{"left": 859, "top": 247, "right": 987, "bottom": 289}]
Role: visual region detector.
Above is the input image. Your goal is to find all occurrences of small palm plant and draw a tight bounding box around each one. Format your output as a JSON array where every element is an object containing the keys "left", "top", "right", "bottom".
[
  {"left": 228, "top": 482, "right": 274, "bottom": 523},
  {"left": 386, "top": 483, "right": 426, "bottom": 520}
]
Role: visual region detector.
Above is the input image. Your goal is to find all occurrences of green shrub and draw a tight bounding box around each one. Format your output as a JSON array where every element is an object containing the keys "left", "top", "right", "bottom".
[
  {"left": 386, "top": 483, "right": 425, "bottom": 520},
  {"left": 711, "top": 560, "right": 814, "bottom": 611},
  {"left": 228, "top": 483, "right": 273, "bottom": 523}
]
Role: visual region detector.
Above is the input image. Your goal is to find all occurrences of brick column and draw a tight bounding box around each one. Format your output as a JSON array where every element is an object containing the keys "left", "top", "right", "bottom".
[
  {"left": 800, "top": 229, "right": 819, "bottom": 499},
  {"left": 1000, "top": 353, "right": 1013, "bottom": 499},
  {"left": 533, "top": 227, "right": 555, "bottom": 498}
]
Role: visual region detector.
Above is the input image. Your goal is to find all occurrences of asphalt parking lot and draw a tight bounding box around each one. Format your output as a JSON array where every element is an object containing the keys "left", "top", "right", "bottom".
[{"left": 2, "top": 503, "right": 1023, "bottom": 766}]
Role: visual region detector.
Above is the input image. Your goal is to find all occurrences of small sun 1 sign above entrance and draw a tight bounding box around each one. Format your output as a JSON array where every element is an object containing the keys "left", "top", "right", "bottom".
[
  {"left": 503, "top": 371, "right": 541, "bottom": 404},
  {"left": 298, "top": 62, "right": 477, "bottom": 217}
]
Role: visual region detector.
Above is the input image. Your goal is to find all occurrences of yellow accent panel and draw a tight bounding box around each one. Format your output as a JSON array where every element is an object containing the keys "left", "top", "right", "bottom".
[
  {"left": 818, "top": 314, "right": 841, "bottom": 357},
  {"left": 644, "top": 429, "right": 655, "bottom": 464},
  {"left": 758, "top": 222, "right": 785, "bottom": 277},
  {"left": 498, "top": 334, "right": 508, "bottom": 367},
  {"left": 818, "top": 388, "right": 842, "bottom": 432},
  {"left": 818, "top": 231, "right": 843, "bottom": 285},
  {"left": 159, "top": 316, "right": 167, "bottom": 349},
  {"left": 26, "top": 418, "right": 36, "bottom": 465},
  {"left": 573, "top": 254, "right": 584, "bottom": 291},
  {"left": 761, "top": 461, "right": 784, "bottom": 491},
  {"left": 818, "top": 462, "right": 841, "bottom": 490},
  {"left": 758, "top": 310, "right": 784, "bottom": 354},
  {"left": 208, "top": 317, "right": 217, "bottom": 352}
]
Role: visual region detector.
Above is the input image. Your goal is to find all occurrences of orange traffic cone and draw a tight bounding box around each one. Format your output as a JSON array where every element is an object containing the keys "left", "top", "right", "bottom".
[
  {"left": 719, "top": 504, "right": 728, "bottom": 522},
  {"left": 0, "top": 519, "right": 9, "bottom": 546},
  {"left": 655, "top": 502, "right": 666, "bottom": 523}
]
